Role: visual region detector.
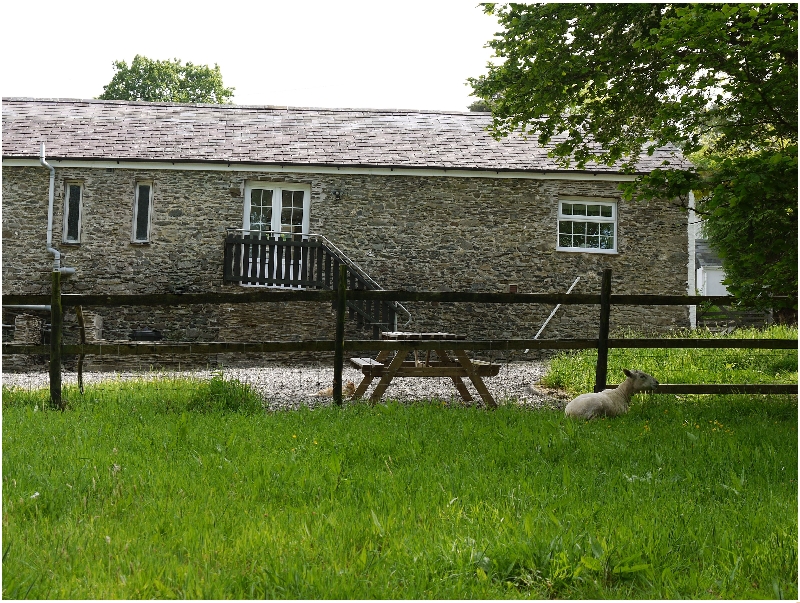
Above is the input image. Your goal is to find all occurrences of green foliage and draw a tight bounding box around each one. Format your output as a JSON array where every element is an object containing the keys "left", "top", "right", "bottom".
[
  {"left": 470, "top": 3, "right": 797, "bottom": 167},
  {"left": 98, "top": 55, "right": 235, "bottom": 104},
  {"left": 470, "top": 4, "right": 798, "bottom": 315},
  {"left": 186, "top": 372, "right": 263, "bottom": 414},
  {"left": 467, "top": 99, "right": 493, "bottom": 112},
  {"left": 2, "top": 365, "right": 797, "bottom": 598},
  {"left": 694, "top": 150, "right": 797, "bottom": 311}
]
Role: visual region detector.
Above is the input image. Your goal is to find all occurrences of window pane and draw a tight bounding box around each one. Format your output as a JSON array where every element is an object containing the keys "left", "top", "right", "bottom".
[
  {"left": 586, "top": 236, "right": 600, "bottom": 248},
  {"left": 561, "top": 203, "right": 573, "bottom": 216},
  {"left": 66, "top": 185, "right": 81, "bottom": 241},
  {"left": 573, "top": 234, "right": 586, "bottom": 247},
  {"left": 292, "top": 190, "right": 303, "bottom": 208},
  {"left": 135, "top": 184, "right": 150, "bottom": 241},
  {"left": 573, "top": 222, "right": 586, "bottom": 235},
  {"left": 600, "top": 223, "right": 615, "bottom": 237},
  {"left": 559, "top": 234, "right": 572, "bottom": 247},
  {"left": 600, "top": 236, "right": 614, "bottom": 249},
  {"left": 587, "top": 204, "right": 601, "bottom": 217},
  {"left": 558, "top": 221, "right": 572, "bottom": 234},
  {"left": 586, "top": 222, "right": 599, "bottom": 236},
  {"left": 601, "top": 205, "right": 613, "bottom": 217},
  {"left": 282, "top": 190, "right": 304, "bottom": 231},
  {"left": 250, "top": 189, "right": 273, "bottom": 233},
  {"left": 572, "top": 204, "right": 586, "bottom": 216}
]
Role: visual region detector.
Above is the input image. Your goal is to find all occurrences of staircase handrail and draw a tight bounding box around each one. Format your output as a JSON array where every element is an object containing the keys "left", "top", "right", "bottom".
[{"left": 226, "top": 229, "right": 412, "bottom": 327}]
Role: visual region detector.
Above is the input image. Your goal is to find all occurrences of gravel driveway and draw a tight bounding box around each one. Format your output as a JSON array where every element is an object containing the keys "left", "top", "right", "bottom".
[{"left": 2, "top": 361, "right": 569, "bottom": 412}]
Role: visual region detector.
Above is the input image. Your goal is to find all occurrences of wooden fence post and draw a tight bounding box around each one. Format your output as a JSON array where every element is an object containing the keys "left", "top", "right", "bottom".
[
  {"left": 333, "top": 265, "right": 347, "bottom": 405},
  {"left": 50, "top": 269, "right": 64, "bottom": 409},
  {"left": 594, "top": 268, "right": 612, "bottom": 393}
]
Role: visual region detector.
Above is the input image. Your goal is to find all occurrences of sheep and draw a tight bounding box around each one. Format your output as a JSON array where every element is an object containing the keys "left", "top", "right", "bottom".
[{"left": 564, "top": 368, "right": 659, "bottom": 419}]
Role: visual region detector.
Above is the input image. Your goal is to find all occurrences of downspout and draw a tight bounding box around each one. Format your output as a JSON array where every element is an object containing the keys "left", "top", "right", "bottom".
[
  {"left": 39, "top": 143, "right": 76, "bottom": 276},
  {"left": 688, "top": 190, "right": 696, "bottom": 329}
]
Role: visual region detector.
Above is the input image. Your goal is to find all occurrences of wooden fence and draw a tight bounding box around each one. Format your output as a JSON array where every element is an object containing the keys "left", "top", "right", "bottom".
[{"left": 3, "top": 269, "right": 797, "bottom": 408}]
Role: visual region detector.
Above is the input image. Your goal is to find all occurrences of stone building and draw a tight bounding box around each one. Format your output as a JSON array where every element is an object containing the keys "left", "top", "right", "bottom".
[{"left": 2, "top": 98, "right": 693, "bottom": 369}]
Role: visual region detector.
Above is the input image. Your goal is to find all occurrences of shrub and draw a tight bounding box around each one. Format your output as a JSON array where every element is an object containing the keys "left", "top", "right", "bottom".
[{"left": 186, "top": 371, "right": 263, "bottom": 414}]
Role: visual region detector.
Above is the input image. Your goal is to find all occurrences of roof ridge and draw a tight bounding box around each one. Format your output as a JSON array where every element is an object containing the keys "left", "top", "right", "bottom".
[{"left": 1, "top": 97, "right": 486, "bottom": 117}]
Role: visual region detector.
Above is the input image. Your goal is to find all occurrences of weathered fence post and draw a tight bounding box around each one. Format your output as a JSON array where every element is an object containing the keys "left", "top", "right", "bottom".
[
  {"left": 594, "top": 268, "right": 612, "bottom": 393},
  {"left": 49, "top": 269, "right": 64, "bottom": 409},
  {"left": 333, "top": 265, "right": 347, "bottom": 405}
]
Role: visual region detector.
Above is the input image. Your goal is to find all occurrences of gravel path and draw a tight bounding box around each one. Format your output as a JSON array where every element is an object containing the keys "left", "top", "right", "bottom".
[{"left": 2, "top": 361, "right": 570, "bottom": 412}]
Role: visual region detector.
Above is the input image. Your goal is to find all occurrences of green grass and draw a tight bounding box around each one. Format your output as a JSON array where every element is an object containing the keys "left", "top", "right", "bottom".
[
  {"left": 541, "top": 325, "right": 798, "bottom": 396},
  {"left": 3, "top": 339, "right": 797, "bottom": 599}
]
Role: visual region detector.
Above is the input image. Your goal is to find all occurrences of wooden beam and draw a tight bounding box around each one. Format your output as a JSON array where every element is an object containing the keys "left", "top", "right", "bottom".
[
  {"left": 3, "top": 337, "right": 796, "bottom": 357},
  {"left": 633, "top": 384, "right": 798, "bottom": 395},
  {"left": 594, "top": 268, "right": 612, "bottom": 393},
  {"left": 333, "top": 266, "right": 346, "bottom": 406},
  {"left": 49, "top": 271, "right": 63, "bottom": 410},
  {"left": 6, "top": 291, "right": 781, "bottom": 308}
]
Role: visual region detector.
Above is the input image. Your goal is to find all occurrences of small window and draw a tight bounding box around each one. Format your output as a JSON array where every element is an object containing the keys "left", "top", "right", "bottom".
[
  {"left": 63, "top": 182, "right": 83, "bottom": 243},
  {"left": 132, "top": 182, "right": 153, "bottom": 243},
  {"left": 557, "top": 198, "right": 617, "bottom": 253}
]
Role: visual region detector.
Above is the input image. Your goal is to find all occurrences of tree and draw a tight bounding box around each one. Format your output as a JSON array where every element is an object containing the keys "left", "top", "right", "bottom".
[
  {"left": 98, "top": 55, "right": 235, "bottom": 104},
  {"left": 469, "top": 3, "right": 797, "bottom": 319},
  {"left": 467, "top": 99, "right": 493, "bottom": 112}
]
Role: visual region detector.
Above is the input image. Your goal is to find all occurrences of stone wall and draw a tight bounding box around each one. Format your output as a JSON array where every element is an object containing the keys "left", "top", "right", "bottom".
[{"left": 2, "top": 165, "right": 688, "bottom": 369}]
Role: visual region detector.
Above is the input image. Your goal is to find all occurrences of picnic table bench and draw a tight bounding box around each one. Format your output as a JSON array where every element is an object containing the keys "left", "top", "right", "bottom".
[{"left": 350, "top": 332, "right": 499, "bottom": 407}]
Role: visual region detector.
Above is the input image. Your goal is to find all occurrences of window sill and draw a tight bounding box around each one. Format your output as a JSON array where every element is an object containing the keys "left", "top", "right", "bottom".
[
  {"left": 556, "top": 247, "right": 618, "bottom": 255},
  {"left": 130, "top": 241, "right": 151, "bottom": 246},
  {"left": 61, "top": 241, "right": 81, "bottom": 247}
]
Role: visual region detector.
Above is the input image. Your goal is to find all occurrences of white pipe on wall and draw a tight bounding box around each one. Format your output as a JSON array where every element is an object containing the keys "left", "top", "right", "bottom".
[{"left": 39, "top": 143, "right": 76, "bottom": 276}]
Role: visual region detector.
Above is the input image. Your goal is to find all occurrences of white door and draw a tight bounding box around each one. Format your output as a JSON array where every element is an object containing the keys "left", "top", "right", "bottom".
[{"left": 243, "top": 183, "right": 311, "bottom": 286}]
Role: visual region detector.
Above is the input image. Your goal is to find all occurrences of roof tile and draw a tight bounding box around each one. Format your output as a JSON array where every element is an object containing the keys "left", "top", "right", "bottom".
[{"left": 2, "top": 98, "right": 690, "bottom": 173}]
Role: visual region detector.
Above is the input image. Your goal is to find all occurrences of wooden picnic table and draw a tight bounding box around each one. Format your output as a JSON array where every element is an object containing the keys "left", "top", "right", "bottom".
[{"left": 350, "top": 332, "right": 499, "bottom": 407}]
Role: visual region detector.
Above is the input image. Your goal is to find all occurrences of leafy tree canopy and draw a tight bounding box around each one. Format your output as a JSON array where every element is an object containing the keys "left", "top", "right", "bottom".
[
  {"left": 470, "top": 3, "right": 797, "bottom": 317},
  {"left": 470, "top": 3, "right": 796, "bottom": 168},
  {"left": 467, "top": 99, "right": 493, "bottom": 112},
  {"left": 98, "top": 55, "right": 235, "bottom": 104}
]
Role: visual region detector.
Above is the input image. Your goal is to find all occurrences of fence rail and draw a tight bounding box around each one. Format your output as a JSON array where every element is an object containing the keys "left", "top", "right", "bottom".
[
  {"left": 2, "top": 291, "right": 740, "bottom": 307},
  {"left": 4, "top": 338, "right": 797, "bottom": 357},
  {"left": 3, "top": 268, "right": 796, "bottom": 407}
]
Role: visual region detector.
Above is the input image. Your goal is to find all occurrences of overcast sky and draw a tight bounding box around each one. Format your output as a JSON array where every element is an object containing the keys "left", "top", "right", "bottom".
[{"left": 2, "top": 1, "right": 500, "bottom": 111}]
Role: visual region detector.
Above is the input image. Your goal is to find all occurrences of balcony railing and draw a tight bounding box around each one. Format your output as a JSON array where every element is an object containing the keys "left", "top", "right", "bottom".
[{"left": 223, "top": 230, "right": 411, "bottom": 337}]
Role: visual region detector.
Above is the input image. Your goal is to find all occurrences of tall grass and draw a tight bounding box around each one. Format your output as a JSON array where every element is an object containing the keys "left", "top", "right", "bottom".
[
  {"left": 2, "top": 349, "right": 797, "bottom": 599},
  {"left": 541, "top": 325, "right": 798, "bottom": 395}
]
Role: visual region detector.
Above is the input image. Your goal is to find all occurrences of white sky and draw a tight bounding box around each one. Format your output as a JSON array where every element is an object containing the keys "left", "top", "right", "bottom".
[{"left": 1, "top": 1, "right": 499, "bottom": 111}]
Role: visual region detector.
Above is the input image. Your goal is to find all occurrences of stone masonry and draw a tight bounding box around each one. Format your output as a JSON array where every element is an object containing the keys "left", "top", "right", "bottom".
[{"left": 2, "top": 165, "right": 688, "bottom": 369}]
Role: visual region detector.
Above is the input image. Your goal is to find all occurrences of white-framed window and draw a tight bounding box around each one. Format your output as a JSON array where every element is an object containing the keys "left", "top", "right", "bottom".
[
  {"left": 132, "top": 181, "right": 153, "bottom": 243},
  {"left": 243, "top": 182, "right": 310, "bottom": 237},
  {"left": 557, "top": 198, "right": 617, "bottom": 253},
  {"left": 241, "top": 182, "right": 311, "bottom": 288},
  {"left": 62, "top": 181, "right": 83, "bottom": 244}
]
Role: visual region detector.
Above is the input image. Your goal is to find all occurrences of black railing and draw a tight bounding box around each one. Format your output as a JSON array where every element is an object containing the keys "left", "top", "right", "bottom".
[{"left": 223, "top": 230, "right": 411, "bottom": 337}]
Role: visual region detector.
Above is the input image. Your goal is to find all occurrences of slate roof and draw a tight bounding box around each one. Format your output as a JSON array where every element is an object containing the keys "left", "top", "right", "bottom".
[{"left": 2, "top": 98, "right": 691, "bottom": 174}]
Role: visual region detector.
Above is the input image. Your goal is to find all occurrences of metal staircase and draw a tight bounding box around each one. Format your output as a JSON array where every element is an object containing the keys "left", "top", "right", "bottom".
[{"left": 223, "top": 230, "right": 411, "bottom": 338}]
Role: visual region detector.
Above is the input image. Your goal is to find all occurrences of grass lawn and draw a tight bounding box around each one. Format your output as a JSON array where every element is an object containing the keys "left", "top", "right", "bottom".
[{"left": 3, "top": 327, "right": 797, "bottom": 598}]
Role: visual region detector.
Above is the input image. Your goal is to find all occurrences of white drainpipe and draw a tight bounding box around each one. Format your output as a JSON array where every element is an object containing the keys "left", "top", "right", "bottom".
[{"left": 39, "top": 143, "right": 76, "bottom": 276}]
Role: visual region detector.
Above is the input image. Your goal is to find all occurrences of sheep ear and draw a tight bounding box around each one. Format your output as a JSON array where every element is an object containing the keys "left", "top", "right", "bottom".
[{"left": 623, "top": 368, "right": 633, "bottom": 378}]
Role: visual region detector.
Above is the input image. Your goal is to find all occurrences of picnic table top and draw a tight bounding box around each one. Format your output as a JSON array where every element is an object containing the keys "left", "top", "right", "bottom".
[{"left": 381, "top": 331, "right": 466, "bottom": 341}]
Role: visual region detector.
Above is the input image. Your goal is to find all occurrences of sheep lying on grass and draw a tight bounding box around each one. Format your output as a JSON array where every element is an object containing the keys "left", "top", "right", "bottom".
[{"left": 565, "top": 369, "right": 659, "bottom": 419}]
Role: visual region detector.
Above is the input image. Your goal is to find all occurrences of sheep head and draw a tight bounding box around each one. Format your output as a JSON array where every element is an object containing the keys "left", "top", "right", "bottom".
[{"left": 622, "top": 368, "right": 659, "bottom": 393}]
